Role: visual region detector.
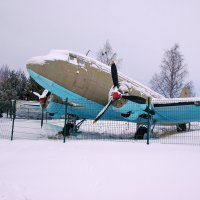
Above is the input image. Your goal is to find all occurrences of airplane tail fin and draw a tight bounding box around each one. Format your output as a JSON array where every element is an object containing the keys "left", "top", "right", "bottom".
[{"left": 179, "top": 86, "right": 190, "bottom": 98}]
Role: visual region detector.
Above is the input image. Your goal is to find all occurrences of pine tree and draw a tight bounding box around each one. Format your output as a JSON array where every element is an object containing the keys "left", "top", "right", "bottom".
[{"left": 0, "top": 65, "right": 41, "bottom": 102}]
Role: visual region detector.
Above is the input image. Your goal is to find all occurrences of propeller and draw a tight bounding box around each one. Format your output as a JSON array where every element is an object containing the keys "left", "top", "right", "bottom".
[
  {"left": 33, "top": 89, "right": 51, "bottom": 127},
  {"left": 93, "top": 61, "right": 146, "bottom": 123},
  {"left": 33, "top": 89, "right": 50, "bottom": 103}
]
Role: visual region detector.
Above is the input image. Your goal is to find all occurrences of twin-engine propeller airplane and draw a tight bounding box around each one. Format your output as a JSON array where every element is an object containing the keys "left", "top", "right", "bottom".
[{"left": 26, "top": 50, "right": 200, "bottom": 138}]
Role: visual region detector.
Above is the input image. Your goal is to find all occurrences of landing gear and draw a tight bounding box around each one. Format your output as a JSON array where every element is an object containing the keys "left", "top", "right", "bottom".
[
  {"left": 176, "top": 123, "right": 187, "bottom": 132},
  {"left": 62, "top": 123, "right": 74, "bottom": 136},
  {"left": 134, "top": 125, "right": 148, "bottom": 139},
  {"left": 75, "top": 119, "right": 86, "bottom": 132},
  {"left": 134, "top": 114, "right": 157, "bottom": 140},
  {"left": 59, "top": 117, "right": 86, "bottom": 136},
  {"left": 58, "top": 122, "right": 74, "bottom": 136}
]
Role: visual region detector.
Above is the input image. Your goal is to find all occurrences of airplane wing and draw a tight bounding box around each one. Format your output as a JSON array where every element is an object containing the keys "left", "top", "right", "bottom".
[
  {"left": 107, "top": 96, "right": 200, "bottom": 125},
  {"left": 151, "top": 97, "right": 200, "bottom": 123}
]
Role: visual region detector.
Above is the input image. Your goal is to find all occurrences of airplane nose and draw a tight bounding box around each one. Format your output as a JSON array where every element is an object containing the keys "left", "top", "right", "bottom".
[{"left": 26, "top": 50, "right": 79, "bottom": 98}]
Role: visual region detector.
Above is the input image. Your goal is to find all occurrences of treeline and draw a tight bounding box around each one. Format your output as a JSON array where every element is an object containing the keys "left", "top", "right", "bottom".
[{"left": 0, "top": 65, "right": 43, "bottom": 102}]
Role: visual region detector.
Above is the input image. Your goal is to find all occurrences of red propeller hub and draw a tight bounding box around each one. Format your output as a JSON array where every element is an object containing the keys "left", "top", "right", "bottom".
[
  {"left": 112, "top": 91, "right": 121, "bottom": 100},
  {"left": 39, "top": 97, "right": 47, "bottom": 103}
]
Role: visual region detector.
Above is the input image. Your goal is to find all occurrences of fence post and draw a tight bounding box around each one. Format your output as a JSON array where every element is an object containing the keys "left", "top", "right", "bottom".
[
  {"left": 63, "top": 98, "right": 68, "bottom": 143},
  {"left": 147, "top": 97, "right": 151, "bottom": 145},
  {"left": 11, "top": 100, "right": 16, "bottom": 141},
  {"left": 9, "top": 101, "right": 12, "bottom": 119},
  {"left": 28, "top": 108, "right": 29, "bottom": 120},
  {"left": 46, "top": 112, "right": 48, "bottom": 123},
  {"left": 41, "top": 107, "right": 44, "bottom": 128}
]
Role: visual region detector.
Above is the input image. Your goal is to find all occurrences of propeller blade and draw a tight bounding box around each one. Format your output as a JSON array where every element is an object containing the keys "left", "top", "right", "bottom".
[
  {"left": 33, "top": 92, "right": 41, "bottom": 98},
  {"left": 111, "top": 61, "right": 119, "bottom": 88},
  {"left": 122, "top": 95, "right": 146, "bottom": 104},
  {"left": 41, "top": 89, "right": 49, "bottom": 98},
  {"left": 93, "top": 99, "right": 113, "bottom": 123}
]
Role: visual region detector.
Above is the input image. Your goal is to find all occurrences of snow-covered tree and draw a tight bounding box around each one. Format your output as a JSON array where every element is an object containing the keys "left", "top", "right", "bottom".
[
  {"left": 16, "top": 70, "right": 28, "bottom": 100},
  {"left": 0, "top": 66, "right": 35, "bottom": 101},
  {"left": 0, "top": 68, "right": 19, "bottom": 101},
  {"left": 0, "top": 65, "right": 44, "bottom": 101}
]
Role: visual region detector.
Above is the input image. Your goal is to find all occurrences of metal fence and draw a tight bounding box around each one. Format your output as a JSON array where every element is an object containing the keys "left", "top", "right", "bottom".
[{"left": 1, "top": 100, "right": 200, "bottom": 146}]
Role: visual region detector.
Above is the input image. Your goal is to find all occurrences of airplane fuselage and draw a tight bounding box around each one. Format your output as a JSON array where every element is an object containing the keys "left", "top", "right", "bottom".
[{"left": 27, "top": 50, "right": 163, "bottom": 106}]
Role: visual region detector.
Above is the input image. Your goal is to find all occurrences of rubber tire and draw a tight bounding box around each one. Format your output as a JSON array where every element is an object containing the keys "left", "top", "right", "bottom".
[
  {"left": 177, "top": 124, "right": 187, "bottom": 132},
  {"left": 134, "top": 126, "right": 147, "bottom": 139},
  {"left": 63, "top": 123, "right": 74, "bottom": 136}
]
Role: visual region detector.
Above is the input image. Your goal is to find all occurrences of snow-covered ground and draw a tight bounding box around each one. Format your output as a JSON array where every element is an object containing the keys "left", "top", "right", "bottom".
[
  {"left": 1, "top": 116, "right": 200, "bottom": 146},
  {"left": 1, "top": 117, "right": 200, "bottom": 200},
  {"left": 1, "top": 115, "right": 200, "bottom": 200},
  {"left": 0, "top": 139, "right": 200, "bottom": 200}
]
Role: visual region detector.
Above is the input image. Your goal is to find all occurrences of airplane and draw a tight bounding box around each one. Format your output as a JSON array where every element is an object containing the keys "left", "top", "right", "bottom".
[{"left": 26, "top": 50, "right": 200, "bottom": 139}]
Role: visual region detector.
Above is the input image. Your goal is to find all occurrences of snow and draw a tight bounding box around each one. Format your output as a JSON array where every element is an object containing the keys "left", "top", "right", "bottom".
[
  {"left": 27, "top": 50, "right": 70, "bottom": 65},
  {"left": 0, "top": 139, "right": 200, "bottom": 200},
  {"left": 1, "top": 117, "right": 200, "bottom": 199},
  {"left": 1, "top": 118, "right": 200, "bottom": 200},
  {"left": 0, "top": 117, "right": 135, "bottom": 140},
  {"left": 152, "top": 97, "right": 200, "bottom": 104}
]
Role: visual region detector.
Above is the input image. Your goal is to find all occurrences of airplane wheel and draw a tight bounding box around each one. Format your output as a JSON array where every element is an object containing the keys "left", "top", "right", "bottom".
[
  {"left": 63, "top": 123, "right": 74, "bottom": 136},
  {"left": 176, "top": 124, "right": 187, "bottom": 132},
  {"left": 134, "top": 125, "right": 147, "bottom": 139}
]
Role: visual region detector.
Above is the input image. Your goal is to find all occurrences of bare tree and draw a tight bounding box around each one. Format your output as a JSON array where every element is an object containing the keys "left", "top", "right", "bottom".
[
  {"left": 150, "top": 44, "right": 194, "bottom": 98},
  {"left": 96, "top": 40, "right": 122, "bottom": 66}
]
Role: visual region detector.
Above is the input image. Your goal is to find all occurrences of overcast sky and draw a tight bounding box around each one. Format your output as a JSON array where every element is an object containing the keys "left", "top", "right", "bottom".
[{"left": 1, "top": 0, "right": 200, "bottom": 94}]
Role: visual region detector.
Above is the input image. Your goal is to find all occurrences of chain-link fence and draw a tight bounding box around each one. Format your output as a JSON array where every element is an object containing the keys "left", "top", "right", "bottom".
[
  {"left": 0, "top": 101, "right": 13, "bottom": 139},
  {"left": 1, "top": 99, "right": 200, "bottom": 146}
]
